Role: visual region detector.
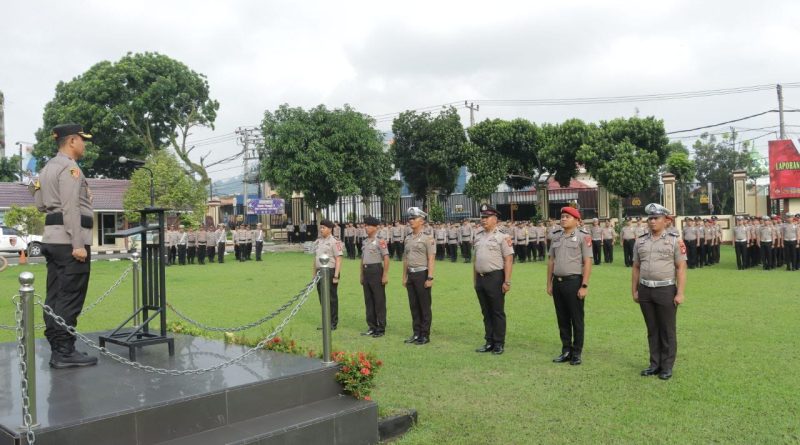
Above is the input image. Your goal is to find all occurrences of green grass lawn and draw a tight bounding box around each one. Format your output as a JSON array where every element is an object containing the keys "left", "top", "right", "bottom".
[{"left": 2, "top": 247, "right": 799, "bottom": 444}]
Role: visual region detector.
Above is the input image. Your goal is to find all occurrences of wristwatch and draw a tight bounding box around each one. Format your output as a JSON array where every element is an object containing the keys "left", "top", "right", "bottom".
[
  {"left": 426, "top": 276, "right": 434, "bottom": 281},
  {"left": 504, "top": 281, "right": 512, "bottom": 285},
  {"left": 581, "top": 283, "right": 588, "bottom": 289}
]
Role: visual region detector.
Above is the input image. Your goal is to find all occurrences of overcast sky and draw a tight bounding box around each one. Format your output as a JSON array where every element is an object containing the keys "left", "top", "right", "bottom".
[{"left": 2, "top": 0, "right": 799, "bottom": 180}]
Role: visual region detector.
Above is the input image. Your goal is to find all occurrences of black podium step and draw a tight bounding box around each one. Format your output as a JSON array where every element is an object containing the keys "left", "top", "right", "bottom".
[
  {"left": 155, "top": 396, "right": 377, "bottom": 445},
  {"left": 0, "top": 334, "right": 378, "bottom": 445}
]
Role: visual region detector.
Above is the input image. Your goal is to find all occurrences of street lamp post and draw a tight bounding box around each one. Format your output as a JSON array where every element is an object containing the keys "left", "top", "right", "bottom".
[{"left": 119, "top": 156, "right": 155, "bottom": 208}]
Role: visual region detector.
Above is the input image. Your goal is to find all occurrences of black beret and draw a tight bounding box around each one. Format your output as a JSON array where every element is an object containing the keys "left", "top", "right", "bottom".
[
  {"left": 364, "top": 216, "right": 380, "bottom": 226},
  {"left": 320, "top": 220, "right": 335, "bottom": 229}
]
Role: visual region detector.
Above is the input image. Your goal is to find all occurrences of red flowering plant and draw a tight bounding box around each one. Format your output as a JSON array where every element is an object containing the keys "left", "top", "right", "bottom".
[{"left": 332, "top": 351, "right": 383, "bottom": 400}]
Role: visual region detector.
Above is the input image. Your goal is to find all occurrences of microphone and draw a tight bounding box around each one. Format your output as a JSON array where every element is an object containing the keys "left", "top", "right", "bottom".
[{"left": 119, "top": 156, "right": 146, "bottom": 165}]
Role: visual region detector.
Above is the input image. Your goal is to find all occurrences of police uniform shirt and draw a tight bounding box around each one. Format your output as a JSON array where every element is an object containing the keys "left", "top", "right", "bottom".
[
  {"left": 683, "top": 225, "right": 696, "bottom": 241},
  {"left": 448, "top": 226, "right": 459, "bottom": 244},
  {"left": 633, "top": 232, "right": 687, "bottom": 281},
  {"left": 461, "top": 224, "right": 473, "bottom": 242},
  {"left": 362, "top": 236, "right": 389, "bottom": 264},
  {"left": 38, "top": 152, "right": 93, "bottom": 247},
  {"left": 435, "top": 227, "right": 446, "bottom": 243},
  {"left": 255, "top": 229, "right": 264, "bottom": 242},
  {"left": 734, "top": 225, "right": 748, "bottom": 241},
  {"left": 622, "top": 225, "right": 636, "bottom": 240},
  {"left": 404, "top": 232, "right": 435, "bottom": 268},
  {"left": 314, "top": 235, "right": 343, "bottom": 267},
  {"left": 537, "top": 226, "right": 547, "bottom": 242},
  {"left": 590, "top": 225, "right": 602, "bottom": 241},
  {"left": 188, "top": 231, "right": 197, "bottom": 246},
  {"left": 514, "top": 226, "right": 527, "bottom": 244},
  {"left": 696, "top": 226, "right": 705, "bottom": 240},
  {"left": 759, "top": 225, "right": 773, "bottom": 242},
  {"left": 474, "top": 229, "right": 514, "bottom": 274},
  {"left": 206, "top": 230, "right": 216, "bottom": 244},
  {"left": 178, "top": 231, "right": 188, "bottom": 245},
  {"left": 784, "top": 222, "right": 798, "bottom": 241},
  {"left": 197, "top": 230, "right": 207, "bottom": 244},
  {"left": 216, "top": 229, "right": 226, "bottom": 243},
  {"left": 549, "top": 229, "right": 593, "bottom": 276},
  {"left": 392, "top": 226, "right": 403, "bottom": 241},
  {"left": 547, "top": 226, "right": 560, "bottom": 241},
  {"left": 601, "top": 227, "right": 615, "bottom": 240}
]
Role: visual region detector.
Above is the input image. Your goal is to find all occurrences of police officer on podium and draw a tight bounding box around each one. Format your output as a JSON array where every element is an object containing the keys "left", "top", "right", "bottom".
[
  {"left": 34, "top": 123, "right": 98, "bottom": 368},
  {"left": 473, "top": 204, "right": 514, "bottom": 355},
  {"left": 632, "top": 203, "right": 687, "bottom": 381},
  {"left": 547, "top": 206, "right": 592, "bottom": 365}
]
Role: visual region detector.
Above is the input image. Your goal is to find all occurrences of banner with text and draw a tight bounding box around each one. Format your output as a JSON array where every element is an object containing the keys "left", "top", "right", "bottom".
[
  {"left": 769, "top": 139, "right": 800, "bottom": 199},
  {"left": 247, "top": 198, "right": 285, "bottom": 215}
]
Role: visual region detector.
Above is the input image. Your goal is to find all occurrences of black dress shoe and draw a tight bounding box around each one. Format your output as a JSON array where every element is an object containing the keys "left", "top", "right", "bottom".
[
  {"left": 552, "top": 352, "right": 571, "bottom": 363},
  {"left": 371, "top": 331, "right": 385, "bottom": 338},
  {"left": 360, "top": 329, "right": 375, "bottom": 336},
  {"left": 492, "top": 345, "right": 504, "bottom": 355},
  {"left": 641, "top": 366, "right": 661, "bottom": 376},
  {"left": 658, "top": 369, "right": 673, "bottom": 380},
  {"left": 475, "top": 344, "right": 494, "bottom": 353},
  {"left": 569, "top": 355, "right": 582, "bottom": 365},
  {"left": 404, "top": 335, "right": 419, "bottom": 344},
  {"left": 415, "top": 336, "right": 430, "bottom": 345}
]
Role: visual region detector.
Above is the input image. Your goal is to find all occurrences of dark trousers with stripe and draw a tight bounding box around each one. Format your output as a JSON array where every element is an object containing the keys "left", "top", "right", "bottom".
[
  {"left": 362, "top": 264, "right": 386, "bottom": 333},
  {"left": 475, "top": 270, "right": 506, "bottom": 347},
  {"left": 406, "top": 271, "right": 432, "bottom": 337},
  {"left": 638, "top": 284, "right": 678, "bottom": 371},
  {"left": 734, "top": 241, "right": 748, "bottom": 269},
  {"left": 591, "top": 240, "right": 601, "bottom": 265},
  {"left": 785, "top": 240, "right": 798, "bottom": 270},
  {"left": 623, "top": 239, "right": 635, "bottom": 267},
  {"left": 552, "top": 275, "right": 584, "bottom": 356},
  {"left": 602, "top": 239, "right": 613, "bottom": 263},
  {"left": 197, "top": 244, "right": 206, "bottom": 264}
]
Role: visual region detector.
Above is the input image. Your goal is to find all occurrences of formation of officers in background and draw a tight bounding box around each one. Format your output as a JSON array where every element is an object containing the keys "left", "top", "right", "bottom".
[{"left": 163, "top": 223, "right": 266, "bottom": 265}]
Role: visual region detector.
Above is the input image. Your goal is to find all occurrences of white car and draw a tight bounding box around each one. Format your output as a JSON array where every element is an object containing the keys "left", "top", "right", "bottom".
[{"left": 0, "top": 226, "right": 43, "bottom": 257}]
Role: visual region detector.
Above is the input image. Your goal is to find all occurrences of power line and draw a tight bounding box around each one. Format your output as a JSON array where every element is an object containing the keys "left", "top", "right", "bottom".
[{"left": 665, "top": 110, "right": 797, "bottom": 135}]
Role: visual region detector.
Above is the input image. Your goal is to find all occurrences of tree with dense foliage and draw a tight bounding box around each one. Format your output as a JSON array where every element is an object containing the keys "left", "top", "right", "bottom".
[
  {"left": 260, "top": 104, "right": 394, "bottom": 222},
  {"left": 692, "top": 131, "right": 758, "bottom": 214},
  {"left": 34, "top": 52, "right": 219, "bottom": 181},
  {"left": 390, "top": 107, "right": 467, "bottom": 209},
  {"left": 122, "top": 151, "right": 207, "bottom": 225},
  {"left": 4, "top": 205, "right": 45, "bottom": 235},
  {"left": 0, "top": 155, "right": 21, "bottom": 182}
]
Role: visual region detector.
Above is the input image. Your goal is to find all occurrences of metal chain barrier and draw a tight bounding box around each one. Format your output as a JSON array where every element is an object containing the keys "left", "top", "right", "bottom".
[
  {"left": 13, "top": 295, "right": 36, "bottom": 445},
  {"left": 0, "top": 265, "right": 132, "bottom": 331},
  {"left": 36, "top": 273, "right": 319, "bottom": 377},
  {"left": 166, "top": 274, "right": 320, "bottom": 332}
]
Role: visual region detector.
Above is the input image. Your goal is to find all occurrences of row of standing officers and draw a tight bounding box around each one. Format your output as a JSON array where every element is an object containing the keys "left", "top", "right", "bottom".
[
  {"left": 163, "top": 224, "right": 267, "bottom": 265},
  {"left": 313, "top": 203, "right": 686, "bottom": 380}
]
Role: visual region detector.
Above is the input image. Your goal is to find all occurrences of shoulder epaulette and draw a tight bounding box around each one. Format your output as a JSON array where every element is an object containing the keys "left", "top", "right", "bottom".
[
  {"left": 578, "top": 228, "right": 588, "bottom": 234},
  {"left": 638, "top": 233, "right": 649, "bottom": 238},
  {"left": 553, "top": 228, "right": 564, "bottom": 234},
  {"left": 668, "top": 232, "right": 679, "bottom": 237}
]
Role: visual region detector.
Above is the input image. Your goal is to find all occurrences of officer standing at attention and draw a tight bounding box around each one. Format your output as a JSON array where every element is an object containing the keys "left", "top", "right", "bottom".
[
  {"left": 197, "top": 225, "right": 207, "bottom": 265},
  {"left": 177, "top": 225, "right": 188, "bottom": 265},
  {"left": 217, "top": 224, "right": 227, "bottom": 263},
  {"left": 206, "top": 226, "right": 216, "bottom": 265},
  {"left": 783, "top": 214, "right": 799, "bottom": 271},
  {"left": 447, "top": 223, "right": 459, "bottom": 262},
  {"left": 758, "top": 216, "right": 774, "bottom": 270},
  {"left": 601, "top": 219, "right": 616, "bottom": 263},
  {"left": 187, "top": 227, "right": 197, "bottom": 264},
  {"left": 733, "top": 216, "right": 749, "bottom": 270},
  {"left": 632, "top": 203, "right": 687, "bottom": 381},
  {"left": 622, "top": 218, "right": 637, "bottom": 267},
  {"left": 590, "top": 218, "right": 602, "bottom": 265},
  {"left": 402, "top": 207, "right": 436, "bottom": 345},
  {"left": 313, "top": 220, "right": 343, "bottom": 330},
  {"left": 392, "top": 221, "right": 404, "bottom": 261},
  {"left": 473, "top": 204, "right": 514, "bottom": 355},
  {"left": 360, "top": 216, "right": 390, "bottom": 337},
  {"left": 547, "top": 206, "right": 593, "bottom": 366},
  {"left": 460, "top": 218, "right": 474, "bottom": 263},
  {"left": 255, "top": 223, "right": 265, "bottom": 261},
  {"left": 34, "top": 123, "right": 98, "bottom": 368},
  {"left": 682, "top": 218, "right": 698, "bottom": 269}
]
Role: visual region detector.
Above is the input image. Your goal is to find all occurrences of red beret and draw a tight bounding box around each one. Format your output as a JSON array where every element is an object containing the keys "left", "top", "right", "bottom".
[{"left": 560, "top": 207, "right": 581, "bottom": 220}]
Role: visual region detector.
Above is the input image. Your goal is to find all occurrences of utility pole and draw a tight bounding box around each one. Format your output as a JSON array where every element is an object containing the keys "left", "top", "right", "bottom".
[
  {"left": 465, "top": 101, "right": 479, "bottom": 127},
  {"left": 0, "top": 91, "right": 5, "bottom": 158},
  {"left": 236, "top": 126, "right": 263, "bottom": 224},
  {"left": 777, "top": 84, "right": 786, "bottom": 139}
]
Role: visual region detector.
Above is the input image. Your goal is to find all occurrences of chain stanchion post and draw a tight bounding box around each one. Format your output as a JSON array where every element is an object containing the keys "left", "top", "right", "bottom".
[
  {"left": 18, "top": 271, "right": 38, "bottom": 429},
  {"left": 318, "top": 255, "right": 334, "bottom": 365},
  {"left": 131, "top": 252, "right": 141, "bottom": 327}
]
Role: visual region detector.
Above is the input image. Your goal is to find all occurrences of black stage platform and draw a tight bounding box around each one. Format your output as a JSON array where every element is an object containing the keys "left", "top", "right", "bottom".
[{"left": 0, "top": 334, "right": 377, "bottom": 445}]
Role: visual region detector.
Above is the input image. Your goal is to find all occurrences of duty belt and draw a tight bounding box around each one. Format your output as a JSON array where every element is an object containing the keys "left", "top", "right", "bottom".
[
  {"left": 553, "top": 274, "right": 582, "bottom": 282},
  {"left": 477, "top": 270, "right": 502, "bottom": 277},
  {"left": 363, "top": 263, "right": 383, "bottom": 269},
  {"left": 735, "top": 239, "right": 747, "bottom": 242},
  {"left": 408, "top": 266, "right": 428, "bottom": 273},
  {"left": 45, "top": 212, "right": 93, "bottom": 229},
  {"left": 639, "top": 279, "right": 675, "bottom": 288}
]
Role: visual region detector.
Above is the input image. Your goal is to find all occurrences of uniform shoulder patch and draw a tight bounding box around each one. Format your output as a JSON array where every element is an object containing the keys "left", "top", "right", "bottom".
[
  {"left": 678, "top": 239, "right": 687, "bottom": 255},
  {"left": 379, "top": 240, "right": 387, "bottom": 249},
  {"left": 584, "top": 235, "right": 592, "bottom": 247},
  {"left": 506, "top": 236, "right": 513, "bottom": 248},
  {"left": 69, "top": 167, "right": 80, "bottom": 179}
]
